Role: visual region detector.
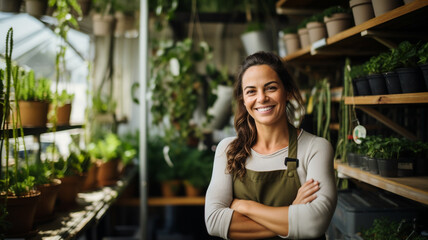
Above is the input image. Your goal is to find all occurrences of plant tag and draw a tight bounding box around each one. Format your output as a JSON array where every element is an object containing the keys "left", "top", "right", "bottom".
[{"left": 353, "top": 125, "right": 366, "bottom": 144}]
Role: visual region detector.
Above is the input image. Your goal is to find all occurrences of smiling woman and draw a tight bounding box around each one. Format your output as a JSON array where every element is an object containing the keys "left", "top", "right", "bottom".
[{"left": 205, "top": 51, "right": 337, "bottom": 239}]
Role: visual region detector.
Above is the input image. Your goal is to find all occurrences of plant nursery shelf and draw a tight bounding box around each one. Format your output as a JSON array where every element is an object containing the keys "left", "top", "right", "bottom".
[
  {"left": 148, "top": 197, "right": 205, "bottom": 206},
  {"left": 2, "top": 124, "right": 84, "bottom": 137},
  {"left": 335, "top": 162, "right": 428, "bottom": 205},
  {"left": 283, "top": 0, "right": 428, "bottom": 63},
  {"left": 29, "top": 166, "right": 137, "bottom": 240},
  {"left": 344, "top": 92, "right": 428, "bottom": 105}
]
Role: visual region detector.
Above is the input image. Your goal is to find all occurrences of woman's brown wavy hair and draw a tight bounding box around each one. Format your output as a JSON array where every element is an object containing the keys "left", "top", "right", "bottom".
[{"left": 226, "top": 51, "right": 303, "bottom": 179}]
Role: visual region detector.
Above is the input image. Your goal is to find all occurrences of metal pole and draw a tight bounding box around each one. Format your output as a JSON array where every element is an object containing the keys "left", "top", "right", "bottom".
[{"left": 139, "top": 0, "right": 148, "bottom": 239}]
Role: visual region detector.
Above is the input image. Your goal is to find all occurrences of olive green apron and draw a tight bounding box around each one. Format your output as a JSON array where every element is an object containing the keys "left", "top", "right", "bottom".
[{"left": 233, "top": 124, "right": 325, "bottom": 240}]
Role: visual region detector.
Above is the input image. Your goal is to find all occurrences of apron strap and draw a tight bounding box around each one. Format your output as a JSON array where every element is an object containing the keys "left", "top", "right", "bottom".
[
  {"left": 288, "top": 123, "right": 297, "bottom": 159},
  {"left": 285, "top": 123, "right": 298, "bottom": 170}
]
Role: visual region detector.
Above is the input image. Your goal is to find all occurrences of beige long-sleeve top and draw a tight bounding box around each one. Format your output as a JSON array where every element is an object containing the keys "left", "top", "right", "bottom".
[{"left": 204, "top": 130, "right": 337, "bottom": 239}]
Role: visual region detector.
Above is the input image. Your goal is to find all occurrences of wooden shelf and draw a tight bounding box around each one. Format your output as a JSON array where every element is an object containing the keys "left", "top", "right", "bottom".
[
  {"left": 283, "top": 0, "right": 428, "bottom": 63},
  {"left": 148, "top": 197, "right": 205, "bottom": 206},
  {"left": 336, "top": 162, "right": 428, "bottom": 205},
  {"left": 31, "top": 166, "right": 138, "bottom": 240},
  {"left": 344, "top": 92, "right": 428, "bottom": 105}
]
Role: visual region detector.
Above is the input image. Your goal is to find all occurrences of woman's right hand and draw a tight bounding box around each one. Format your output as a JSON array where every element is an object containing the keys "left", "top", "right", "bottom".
[{"left": 292, "top": 179, "right": 319, "bottom": 205}]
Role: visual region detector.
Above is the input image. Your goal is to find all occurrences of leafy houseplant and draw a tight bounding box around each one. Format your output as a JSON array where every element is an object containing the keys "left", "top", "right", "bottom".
[
  {"left": 88, "top": 133, "right": 122, "bottom": 186},
  {"left": 150, "top": 38, "right": 215, "bottom": 145},
  {"left": 49, "top": 89, "right": 74, "bottom": 126},
  {"left": 394, "top": 41, "right": 425, "bottom": 93},
  {"left": 364, "top": 54, "right": 388, "bottom": 95},
  {"left": 417, "top": 42, "right": 428, "bottom": 90},
  {"left": 323, "top": 5, "right": 353, "bottom": 37},
  {"left": 306, "top": 12, "right": 327, "bottom": 44},
  {"left": 15, "top": 69, "right": 52, "bottom": 127}
]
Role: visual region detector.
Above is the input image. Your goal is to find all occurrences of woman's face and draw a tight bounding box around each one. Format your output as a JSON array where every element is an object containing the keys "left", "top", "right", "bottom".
[{"left": 241, "top": 64, "right": 288, "bottom": 127}]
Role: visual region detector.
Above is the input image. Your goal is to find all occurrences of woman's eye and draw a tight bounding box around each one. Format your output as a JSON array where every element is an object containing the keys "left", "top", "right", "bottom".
[
  {"left": 267, "top": 86, "right": 277, "bottom": 91},
  {"left": 245, "top": 90, "right": 255, "bottom": 95}
]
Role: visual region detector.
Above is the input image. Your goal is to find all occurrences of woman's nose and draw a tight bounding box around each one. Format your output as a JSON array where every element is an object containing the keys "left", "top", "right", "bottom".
[{"left": 257, "top": 92, "right": 268, "bottom": 103}]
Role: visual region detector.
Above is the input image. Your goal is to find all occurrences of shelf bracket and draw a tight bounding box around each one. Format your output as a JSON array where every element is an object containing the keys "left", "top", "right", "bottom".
[
  {"left": 357, "top": 106, "right": 418, "bottom": 141},
  {"left": 361, "top": 30, "right": 398, "bottom": 49}
]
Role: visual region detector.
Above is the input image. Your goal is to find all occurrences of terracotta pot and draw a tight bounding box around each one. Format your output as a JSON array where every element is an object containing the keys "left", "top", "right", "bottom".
[
  {"left": 97, "top": 159, "right": 120, "bottom": 187},
  {"left": 183, "top": 181, "right": 202, "bottom": 197},
  {"left": 350, "top": 0, "right": 375, "bottom": 25},
  {"left": 298, "top": 28, "right": 310, "bottom": 48},
  {"left": 306, "top": 21, "right": 327, "bottom": 44},
  {"left": 324, "top": 13, "right": 353, "bottom": 37},
  {"left": 371, "top": 0, "right": 402, "bottom": 17},
  {"left": 114, "top": 11, "right": 136, "bottom": 36},
  {"left": 283, "top": 33, "right": 301, "bottom": 55},
  {"left": 0, "top": 0, "right": 22, "bottom": 12},
  {"left": 49, "top": 103, "right": 72, "bottom": 126},
  {"left": 161, "top": 180, "right": 182, "bottom": 197},
  {"left": 92, "top": 13, "right": 115, "bottom": 36},
  {"left": 24, "top": 0, "right": 47, "bottom": 17},
  {"left": 81, "top": 163, "right": 99, "bottom": 191},
  {"left": 18, "top": 101, "right": 49, "bottom": 127},
  {"left": 56, "top": 175, "right": 84, "bottom": 210},
  {"left": 35, "top": 179, "right": 61, "bottom": 223},
  {"left": 3, "top": 191, "right": 41, "bottom": 237}
]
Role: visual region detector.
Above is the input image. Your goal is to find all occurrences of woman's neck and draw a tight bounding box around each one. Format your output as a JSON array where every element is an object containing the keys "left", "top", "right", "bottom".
[{"left": 252, "top": 121, "right": 290, "bottom": 155}]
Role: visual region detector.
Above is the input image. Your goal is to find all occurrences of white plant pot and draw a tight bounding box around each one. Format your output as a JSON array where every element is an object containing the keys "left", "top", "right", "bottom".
[
  {"left": 241, "top": 30, "right": 273, "bottom": 56},
  {"left": 207, "top": 85, "right": 234, "bottom": 130}
]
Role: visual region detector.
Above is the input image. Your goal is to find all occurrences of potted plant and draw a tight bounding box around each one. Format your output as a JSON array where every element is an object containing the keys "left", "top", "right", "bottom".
[
  {"left": 92, "top": 0, "right": 115, "bottom": 36},
  {"left": 349, "top": 0, "right": 375, "bottom": 25},
  {"left": 15, "top": 69, "right": 52, "bottom": 127},
  {"left": 375, "top": 137, "right": 401, "bottom": 177},
  {"left": 24, "top": 0, "right": 48, "bottom": 17},
  {"left": 364, "top": 54, "right": 388, "bottom": 95},
  {"left": 297, "top": 17, "right": 311, "bottom": 49},
  {"left": 0, "top": 28, "right": 41, "bottom": 237},
  {"left": 306, "top": 12, "right": 327, "bottom": 44},
  {"left": 361, "top": 136, "right": 382, "bottom": 174},
  {"left": 113, "top": 0, "right": 138, "bottom": 37},
  {"left": 241, "top": 21, "right": 273, "bottom": 55},
  {"left": 205, "top": 64, "right": 234, "bottom": 131},
  {"left": 346, "top": 140, "right": 361, "bottom": 168},
  {"left": 379, "top": 50, "right": 402, "bottom": 94},
  {"left": 323, "top": 5, "right": 353, "bottom": 38},
  {"left": 88, "top": 133, "right": 122, "bottom": 187},
  {"left": 350, "top": 64, "right": 370, "bottom": 96},
  {"left": 371, "top": 0, "right": 402, "bottom": 17},
  {"left": 49, "top": 89, "right": 74, "bottom": 126},
  {"left": 148, "top": 137, "right": 183, "bottom": 197},
  {"left": 28, "top": 160, "right": 61, "bottom": 223},
  {"left": 417, "top": 41, "right": 428, "bottom": 90},
  {"left": 0, "top": 0, "right": 22, "bottom": 12},
  {"left": 394, "top": 41, "right": 425, "bottom": 93},
  {"left": 180, "top": 146, "right": 214, "bottom": 197},
  {"left": 51, "top": 147, "right": 85, "bottom": 210},
  {"left": 282, "top": 26, "right": 301, "bottom": 55},
  {"left": 150, "top": 38, "right": 215, "bottom": 146}
]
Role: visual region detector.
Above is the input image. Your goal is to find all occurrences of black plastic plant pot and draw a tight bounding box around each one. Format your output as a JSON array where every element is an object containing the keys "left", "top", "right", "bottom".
[
  {"left": 354, "top": 77, "right": 372, "bottom": 96},
  {"left": 367, "top": 73, "right": 388, "bottom": 95},
  {"left": 377, "top": 158, "right": 398, "bottom": 177},
  {"left": 419, "top": 63, "right": 428, "bottom": 90},
  {"left": 383, "top": 71, "right": 402, "bottom": 94},
  {"left": 366, "top": 156, "right": 379, "bottom": 174},
  {"left": 347, "top": 152, "right": 360, "bottom": 168},
  {"left": 359, "top": 155, "right": 369, "bottom": 171},
  {"left": 397, "top": 157, "right": 415, "bottom": 177},
  {"left": 351, "top": 78, "right": 359, "bottom": 96},
  {"left": 396, "top": 67, "right": 426, "bottom": 93}
]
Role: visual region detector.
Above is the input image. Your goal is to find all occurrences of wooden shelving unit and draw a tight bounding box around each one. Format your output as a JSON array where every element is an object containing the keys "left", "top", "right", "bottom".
[
  {"left": 282, "top": 0, "right": 428, "bottom": 63},
  {"left": 335, "top": 162, "right": 428, "bottom": 205},
  {"left": 117, "top": 196, "right": 205, "bottom": 207},
  {"left": 344, "top": 92, "right": 428, "bottom": 105}
]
